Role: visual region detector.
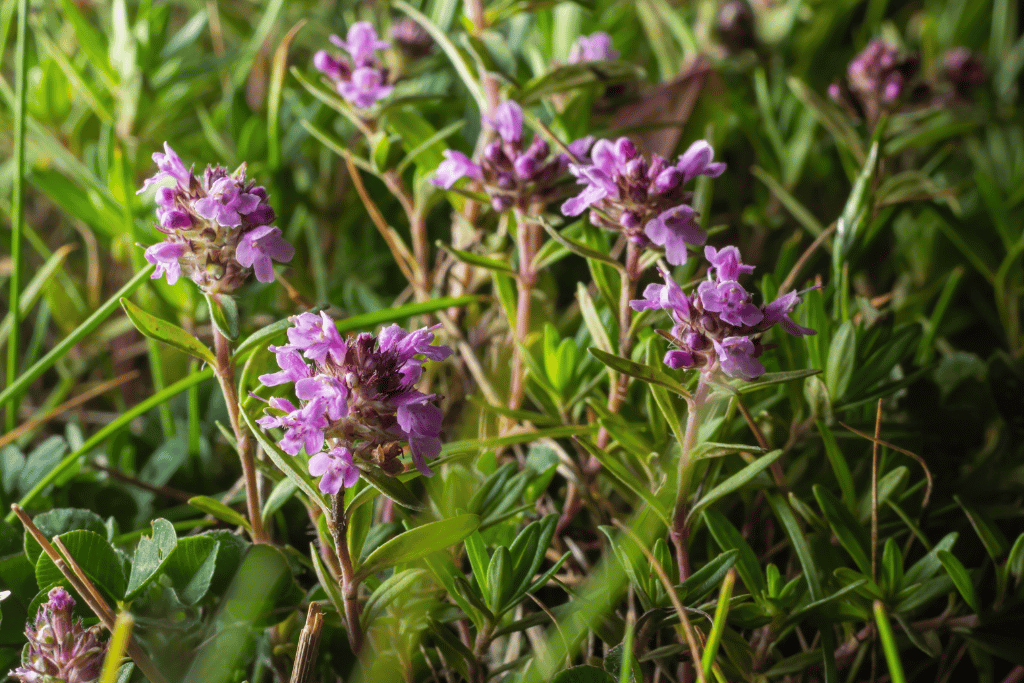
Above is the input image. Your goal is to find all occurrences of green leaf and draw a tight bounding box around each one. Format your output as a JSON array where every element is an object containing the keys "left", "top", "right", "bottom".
[
  {"left": 703, "top": 510, "right": 765, "bottom": 597},
  {"left": 551, "top": 665, "right": 615, "bottom": 683},
  {"left": 57, "top": 0, "right": 117, "bottom": 84},
  {"left": 954, "top": 495, "right": 1009, "bottom": 560},
  {"left": 205, "top": 293, "right": 239, "bottom": 341},
  {"left": 738, "top": 369, "right": 822, "bottom": 394},
  {"left": 261, "top": 478, "right": 298, "bottom": 521},
  {"left": 35, "top": 530, "right": 126, "bottom": 600},
  {"left": 936, "top": 550, "right": 979, "bottom": 612},
  {"left": 355, "top": 514, "right": 480, "bottom": 581},
  {"left": 589, "top": 347, "right": 690, "bottom": 398},
  {"left": 187, "top": 496, "right": 252, "bottom": 535},
  {"left": 360, "top": 467, "right": 425, "bottom": 511},
  {"left": 163, "top": 536, "right": 220, "bottom": 606},
  {"left": 121, "top": 298, "right": 215, "bottom": 365},
  {"left": 437, "top": 242, "right": 515, "bottom": 274},
  {"left": 678, "top": 549, "right": 738, "bottom": 603},
  {"left": 688, "top": 450, "right": 783, "bottom": 522},
  {"left": 22, "top": 508, "right": 107, "bottom": 566},
  {"left": 574, "top": 437, "right": 670, "bottom": 526},
  {"left": 486, "top": 545, "right": 511, "bottom": 613},
  {"left": 538, "top": 218, "right": 624, "bottom": 271},
  {"left": 125, "top": 519, "right": 177, "bottom": 600},
  {"left": 813, "top": 485, "right": 870, "bottom": 575},
  {"left": 517, "top": 60, "right": 645, "bottom": 104},
  {"left": 833, "top": 140, "right": 879, "bottom": 271},
  {"left": 362, "top": 568, "right": 428, "bottom": 626},
  {"left": 787, "top": 77, "right": 866, "bottom": 165},
  {"left": 180, "top": 545, "right": 293, "bottom": 683},
  {"left": 824, "top": 320, "right": 856, "bottom": 402}
]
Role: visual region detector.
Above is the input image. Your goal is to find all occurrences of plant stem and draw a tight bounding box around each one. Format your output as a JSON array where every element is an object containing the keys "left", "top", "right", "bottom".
[
  {"left": 5, "top": 0, "right": 28, "bottom": 432},
  {"left": 509, "top": 210, "right": 540, "bottom": 412},
  {"left": 597, "top": 243, "right": 641, "bottom": 450},
  {"left": 331, "top": 493, "right": 364, "bottom": 654},
  {"left": 671, "top": 374, "right": 709, "bottom": 582},
  {"left": 471, "top": 621, "right": 495, "bottom": 683},
  {"left": 212, "top": 326, "right": 268, "bottom": 544}
]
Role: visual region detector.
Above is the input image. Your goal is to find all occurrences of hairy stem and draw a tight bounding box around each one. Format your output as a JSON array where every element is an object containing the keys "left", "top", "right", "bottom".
[
  {"left": 331, "top": 494, "right": 364, "bottom": 654},
  {"left": 597, "top": 243, "right": 641, "bottom": 451},
  {"left": 509, "top": 210, "right": 540, "bottom": 412},
  {"left": 212, "top": 326, "right": 267, "bottom": 544},
  {"left": 671, "top": 375, "right": 710, "bottom": 582}
]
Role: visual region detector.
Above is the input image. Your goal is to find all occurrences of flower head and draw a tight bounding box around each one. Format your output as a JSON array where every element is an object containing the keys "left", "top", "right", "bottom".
[
  {"left": 829, "top": 39, "right": 920, "bottom": 123},
  {"left": 568, "top": 32, "right": 619, "bottom": 63},
  {"left": 631, "top": 245, "right": 815, "bottom": 381},
  {"left": 10, "top": 587, "right": 107, "bottom": 683},
  {"left": 562, "top": 138, "right": 724, "bottom": 265},
  {"left": 256, "top": 316, "right": 452, "bottom": 490},
  {"left": 433, "top": 100, "right": 593, "bottom": 211},
  {"left": 316, "top": 23, "right": 392, "bottom": 109},
  {"left": 137, "top": 145, "right": 292, "bottom": 293}
]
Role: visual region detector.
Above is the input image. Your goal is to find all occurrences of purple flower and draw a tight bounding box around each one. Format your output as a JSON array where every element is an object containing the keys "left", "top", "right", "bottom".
[
  {"left": 145, "top": 242, "right": 186, "bottom": 285},
  {"left": 713, "top": 336, "right": 764, "bottom": 381},
  {"left": 631, "top": 247, "right": 814, "bottom": 381},
  {"left": 255, "top": 317, "right": 451, "bottom": 490},
  {"left": 705, "top": 245, "right": 754, "bottom": 281},
  {"left": 259, "top": 346, "right": 312, "bottom": 386},
  {"left": 830, "top": 38, "right": 920, "bottom": 123},
  {"left": 562, "top": 136, "right": 721, "bottom": 262},
  {"left": 236, "top": 225, "right": 295, "bottom": 283},
  {"left": 313, "top": 50, "right": 346, "bottom": 80},
  {"left": 138, "top": 142, "right": 192, "bottom": 194},
  {"left": 698, "top": 279, "right": 764, "bottom": 326},
  {"left": 432, "top": 150, "right": 483, "bottom": 189},
  {"left": 763, "top": 290, "right": 816, "bottom": 337},
  {"left": 287, "top": 311, "right": 347, "bottom": 363},
  {"left": 309, "top": 447, "right": 360, "bottom": 494},
  {"left": 337, "top": 66, "right": 394, "bottom": 108},
  {"left": 193, "top": 176, "right": 261, "bottom": 228},
  {"left": 10, "top": 587, "right": 107, "bottom": 683},
  {"left": 488, "top": 101, "right": 525, "bottom": 144},
  {"left": 332, "top": 22, "right": 389, "bottom": 67},
  {"left": 645, "top": 205, "right": 706, "bottom": 265},
  {"left": 568, "top": 32, "right": 619, "bottom": 63}
]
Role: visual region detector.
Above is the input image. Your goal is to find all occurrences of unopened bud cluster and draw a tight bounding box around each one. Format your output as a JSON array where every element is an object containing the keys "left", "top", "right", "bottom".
[
  {"left": 10, "top": 587, "right": 107, "bottom": 683},
  {"left": 314, "top": 22, "right": 394, "bottom": 109},
  {"left": 138, "top": 143, "right": 293, "bottom": 293},
  {"left": 433, "top": 101, "right": 594, "bottom": 212},
  {"left": 632, "top": 246, "right": 815, "bottom": 380},
  {"left": 256, "top": 313, "right": 452, "bottom": 494}
]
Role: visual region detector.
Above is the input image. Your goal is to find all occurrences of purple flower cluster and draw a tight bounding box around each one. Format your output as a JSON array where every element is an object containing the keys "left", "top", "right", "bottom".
[
  {"left": 314, "top": 22, "right": 393, "bottom": 109},
  {"left": 828, "top": 39, "right": 920, "bottom": 123},
  {"left": 936, "top": 47, "right": 985, "bottom": 104},
  {"left": 256, "top": 312, "right": 452, "bottom": 494},
  {"left": 568, "top": 32, "right": 619, "bottom": 63},
  {"left": 562, "top": 138, "right": 725, "bottom": 265},
  {"left": 10, "top": 587, "right": 107, "bottom": 683},
  {"left": 432, "top": 100, "right": 594, "bottom": 212},
  {"left": 137, "top": 143, "right": 294, "bottom": 293},
  {"left": 632, "top": 246, "right": 814, "bottom": 381}
]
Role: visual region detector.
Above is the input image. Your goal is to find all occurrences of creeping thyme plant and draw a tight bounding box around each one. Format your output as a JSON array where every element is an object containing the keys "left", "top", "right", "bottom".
[{"left": 2, "top": 2, "right": 1024, "bottom": 683}]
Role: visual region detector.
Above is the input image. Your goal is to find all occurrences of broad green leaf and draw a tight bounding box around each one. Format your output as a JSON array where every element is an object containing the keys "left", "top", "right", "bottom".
[
  {"left": 180, "top": 545, "right": 293, "bottom": 683},
  {"left": 187, "top": 496, "right": 252, "bottom": 535},
  {"left": 23, "top": 508, "right": 106, "bottom": 565},
  {"left": 937, "top": 550, "right": 979, "bottom": 612},
  {"left": 125, "top": 519, "right": 177, "bottom": 600},
  {"left": 121, "top": 298, "right": 215, "bottom": 365},
  {"left": 355, "top": 514, "right": 480, "bottom": 581},
  {"left": 688, "top": 450, "right": 782, "bottom": 522},
  {"left": 163, "top": 536, "right": 219, "bottom": 605},
  {"left": 35, "top": 530, "right": 126, "bottom": 600},
  {"left": 486, "top": 545, "right": 511, "bottom": 613}
]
